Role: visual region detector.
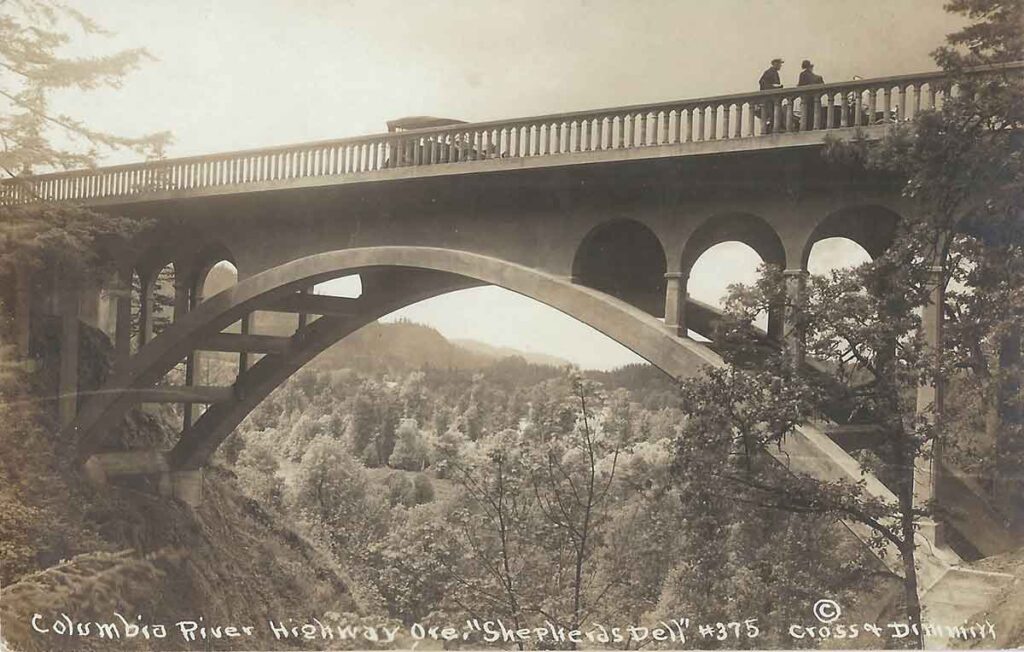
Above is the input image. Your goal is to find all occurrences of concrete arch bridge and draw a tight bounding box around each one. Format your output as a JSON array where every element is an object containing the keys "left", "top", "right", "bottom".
[{"left": 5, "top": 64, "right": 1022, "bottom": 637}]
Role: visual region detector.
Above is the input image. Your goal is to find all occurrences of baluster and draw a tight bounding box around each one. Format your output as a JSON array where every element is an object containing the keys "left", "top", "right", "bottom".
[
  {"left": 695, "top": 107, "right": 704, "bottom": 141},
  {"left": 682, "top": 108, "right": 691, "bottom": 143},
  {"left": 722, "top": 105, "right": 730, "bottom": 139}
]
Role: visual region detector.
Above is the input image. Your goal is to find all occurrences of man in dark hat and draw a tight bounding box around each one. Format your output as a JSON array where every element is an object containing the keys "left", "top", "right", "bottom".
[
  {"left": 758, "top": 58, "right": 784, "bottom": 133},
  {"left": 798, "top": 60, "right": 824, "bottom": 86},
  {"left": 797, "top": 60, "right": 825, "bottom": 129}
]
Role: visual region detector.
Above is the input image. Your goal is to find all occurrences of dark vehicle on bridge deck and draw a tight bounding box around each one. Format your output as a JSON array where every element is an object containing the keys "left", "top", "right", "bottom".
[{"left": 385, "top": 115, "right": 505, "bottom": 167}]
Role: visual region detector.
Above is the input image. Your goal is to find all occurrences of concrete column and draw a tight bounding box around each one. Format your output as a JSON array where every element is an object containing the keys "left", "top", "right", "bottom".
[
  {"left": 172, "top": 468, "right": 204, "bottom": 507},
  {"left": 297, "top": 286, "right": 311, "bottom": 331},
  {"left": 173, "top": 275, "right": 190, "bottom": 322},
  {"left": 238, "top": 313, "right": 252, "bottom": 373},
  {"left": 59, "top": 285, "right": 80, "bottom": 428},
  {"left": 783, "top": 268, "right": 808, "bottom": 368},
  {"left": 14, "top": 263, "right": 31, "bottom": 357},
  {"left": 914, "top": 264, "right": 945, "bottom": 514},
  {"left": 139, "top": 273, "right": 155, "bottom": 347},
  {"left": 663, "top": 271, "right": 688, "bottom": 337},
  {"left": 114, "top": 271, "right": 132, "bottom": 366}
]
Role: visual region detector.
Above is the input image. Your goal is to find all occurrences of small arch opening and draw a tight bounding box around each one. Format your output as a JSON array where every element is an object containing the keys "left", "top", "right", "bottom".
[
  {"left": 572, "top": 219, "right": 667, "bottom": 317},
  {"left": 807, "top": 237, "right": 873, "bottom": 275},
  {"left": 688, "top": 241, "right": 768, "bottom": 338},
  {"left": 199, "top": 260, "right": 239, "bottom": 302},
  {"left": 150, "top": 262, "right": 176, "bottom": 338},
  {"left": 314, "top": 273, "right": 363, "bottom": 299}
]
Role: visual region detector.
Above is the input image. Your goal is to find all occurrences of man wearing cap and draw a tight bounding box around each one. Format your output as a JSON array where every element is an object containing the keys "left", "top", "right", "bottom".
[
  {"left": 759, "top": 58, "right": 784, "bottom": 91},
  {"left": 758, "top": 58, "right": 784, "bottom": 133}
]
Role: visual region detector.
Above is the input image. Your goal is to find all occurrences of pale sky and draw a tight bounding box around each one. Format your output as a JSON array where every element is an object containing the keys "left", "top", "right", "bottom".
[{"left": 57, "top": 0, "right": 959, "bottom": 369}]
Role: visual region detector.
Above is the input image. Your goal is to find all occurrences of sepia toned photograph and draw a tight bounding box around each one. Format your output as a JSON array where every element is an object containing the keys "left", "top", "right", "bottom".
[{"left": 1, "top": 0, "right": 1022, "bottom": 649}]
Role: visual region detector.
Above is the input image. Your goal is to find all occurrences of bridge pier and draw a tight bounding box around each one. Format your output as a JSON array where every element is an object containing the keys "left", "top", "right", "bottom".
[
  {"left": 114, "top": 269, "right": 133, "bottom": 367},
  {"left": 139, "top": 271, "right": 155, "bottom": 347},
  {"left": 915, "top": 263, "right": 946, "bottom": 545},
  {"left": 58, "top": 285, "right": 80, "bottom": 428},
  {"left": 783, "top": 268, "right": 808, "bottom": 367},
  {"left": 14, "top": 263, "right": 32, "bottom": 358}
]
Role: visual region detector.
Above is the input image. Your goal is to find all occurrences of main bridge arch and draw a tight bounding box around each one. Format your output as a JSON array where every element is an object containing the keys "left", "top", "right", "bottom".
[
  {"left": 73, "top": 246, "right": 722, "bottom": 470},
  {"left": 72, "top": 244, "right": 961, "bottom": 583}
]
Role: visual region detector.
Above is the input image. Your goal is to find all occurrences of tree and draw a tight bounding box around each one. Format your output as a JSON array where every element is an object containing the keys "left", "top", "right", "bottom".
[
  {"left": 0, "top": 0, "right": 169, "bottom": 180},
  {"left": 832, "top": 0, "right": 1024, "bottom": 527},
  {"left": 678, "top": 5, "right": 1024, "bottom": 645},
  {"left": 389, "top": 418, "right": 430, "bottom": 471},
  {"left": 1, "top": 1, "right": 171, "bottom": 348},
  {"left": 290, "top": 436, "right": 372, "bottom": 548},
  {"left": 0, "top": 1, "right": 169, "bottom": 593}
]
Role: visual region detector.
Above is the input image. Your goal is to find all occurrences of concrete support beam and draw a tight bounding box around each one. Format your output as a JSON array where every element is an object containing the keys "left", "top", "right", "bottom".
[
  {"left": 264, "top": 292, "right": 357, "bottom": 317},
  {"left": 135, "top": 385, "right": 234, "bottom": 404},
  {"left": 14, "top": 263, "right": 31, "bottom": 357},
  {"left": 783, "top": 268, "right": 808, "bottom": 368},
  {"left": 200, "top": 333, "right": 291, "bottom": 354},
  {"left": 663, "top": 271, "right": 688, "bottom": 336},
  {"left": 823, "top": 423, "right": 886, "bottom": 450},
  {"left": 58, "top": 285, "right": 80, "bottom": 428}
]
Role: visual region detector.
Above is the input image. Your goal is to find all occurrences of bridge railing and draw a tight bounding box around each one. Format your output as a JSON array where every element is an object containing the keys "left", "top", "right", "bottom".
[{"left": 2, "top": 63, "right": 1021, "bottom": 206}]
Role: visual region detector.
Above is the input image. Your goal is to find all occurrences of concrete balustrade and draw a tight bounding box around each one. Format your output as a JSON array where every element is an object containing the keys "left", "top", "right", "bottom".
[{"left": 2, "top": 63, "right": 1019, "bottom": 207}]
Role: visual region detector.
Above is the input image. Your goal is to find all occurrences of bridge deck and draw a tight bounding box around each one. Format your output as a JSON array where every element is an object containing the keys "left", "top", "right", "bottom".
[{"left": 5, "top": 63, "right": 1018, "bottom": 208}]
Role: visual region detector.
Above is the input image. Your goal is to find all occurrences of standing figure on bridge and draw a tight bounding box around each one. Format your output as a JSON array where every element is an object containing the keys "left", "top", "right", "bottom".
[
  {"left": 797, "top": 60, "right": 825, "bottom": 129},
  {"left": 758, "top": 58, "right": 784, "bottom": 134}
]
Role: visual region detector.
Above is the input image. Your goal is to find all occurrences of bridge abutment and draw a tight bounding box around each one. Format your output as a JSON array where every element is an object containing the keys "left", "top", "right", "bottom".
[{"left": 83, "top": 451, "right": 205, "bottom": 507}]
